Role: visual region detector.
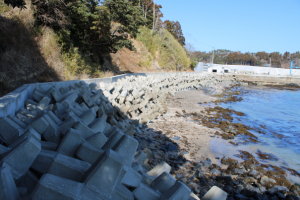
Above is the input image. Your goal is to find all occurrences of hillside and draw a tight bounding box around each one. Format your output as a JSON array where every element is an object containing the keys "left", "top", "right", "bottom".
[{"left": 0, "top": 0, "right": 191, "bottom": 97}]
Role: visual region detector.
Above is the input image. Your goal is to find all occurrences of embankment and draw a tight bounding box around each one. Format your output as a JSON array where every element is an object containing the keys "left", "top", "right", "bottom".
[{"left": 0, "top": 72, "right": 237, "bottom": 200}]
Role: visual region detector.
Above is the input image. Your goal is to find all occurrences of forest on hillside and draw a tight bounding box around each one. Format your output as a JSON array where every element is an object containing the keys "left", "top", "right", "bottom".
[
  {"left": 186, "top": 48, "right": 300, "bottom": 68},
  {"left": 0, "top": 0, "right": 192, "bottom": 96}
]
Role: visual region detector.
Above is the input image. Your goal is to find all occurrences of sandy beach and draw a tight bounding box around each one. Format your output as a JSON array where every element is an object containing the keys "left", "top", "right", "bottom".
[{"left": 134, "top": 82, "right": 300, "bottom": 199}]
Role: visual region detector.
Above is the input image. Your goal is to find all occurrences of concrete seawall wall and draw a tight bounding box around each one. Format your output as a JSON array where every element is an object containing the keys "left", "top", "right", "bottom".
[
  {"left": 0, "top": 72, "right": 234, "bottom": 200},
  {"left": 0, "top": 72, "right": 198, "bottom": 118},
  {"left": 235, "top": 74, "right": 300, "bottom": 84}
]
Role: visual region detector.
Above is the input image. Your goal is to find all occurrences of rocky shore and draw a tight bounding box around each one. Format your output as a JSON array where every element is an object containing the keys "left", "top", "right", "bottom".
[{"left": 139, "top": 84, "right": 300, "bottom": 200}]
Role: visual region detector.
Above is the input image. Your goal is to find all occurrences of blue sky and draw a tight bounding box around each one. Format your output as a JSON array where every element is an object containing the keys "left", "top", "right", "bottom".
[{"left": 156, "top": 0, "right": 299, "bottom": 54}]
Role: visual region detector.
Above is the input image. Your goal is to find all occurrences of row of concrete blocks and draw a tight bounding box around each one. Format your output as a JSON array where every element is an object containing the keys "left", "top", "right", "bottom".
[
  {"left": 98, "top": 73, "right": 236, "bottom": 124},
  {"left": 0, "top": 76, "right": 228, "bottom": 199}
]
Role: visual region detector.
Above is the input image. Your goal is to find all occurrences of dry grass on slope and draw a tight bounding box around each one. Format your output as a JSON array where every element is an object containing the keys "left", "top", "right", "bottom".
[
  {"left": 109, "top": 39, "right": 167, "bottom": 73},
  {"left": 0, "top": 1, "right": 65, "bottom": 97}
]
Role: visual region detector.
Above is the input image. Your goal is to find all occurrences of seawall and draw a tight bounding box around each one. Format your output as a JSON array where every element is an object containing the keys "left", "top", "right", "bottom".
[
  {"left": 234, "top": 74, "right": 300, "bottom": 85},
  {"left": 0, "top": 72, "right": 235, "bottom": 200}
]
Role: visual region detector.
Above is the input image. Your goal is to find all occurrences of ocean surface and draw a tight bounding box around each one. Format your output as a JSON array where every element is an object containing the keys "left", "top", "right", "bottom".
[{"left": 210, "top": 86, "right": 300, "bottom": 183}]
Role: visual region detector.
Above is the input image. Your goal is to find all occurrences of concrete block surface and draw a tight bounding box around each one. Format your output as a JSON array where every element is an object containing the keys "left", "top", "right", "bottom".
[
  {"left": 0, "top": 136, "right": 41, "bottom": 180},
  {"left": 201, "top": 186, "right": 227, "bottom": 200},
  {"left": 0, "top": 165, "right": 21, "bottom": 200}
]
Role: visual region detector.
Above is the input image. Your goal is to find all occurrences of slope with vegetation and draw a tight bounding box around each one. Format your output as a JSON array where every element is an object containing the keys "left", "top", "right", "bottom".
[{"left": 0, "top": 0, "right": 192, "bottom": 97}]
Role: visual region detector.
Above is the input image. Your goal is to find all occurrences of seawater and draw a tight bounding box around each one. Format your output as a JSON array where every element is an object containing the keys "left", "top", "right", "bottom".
[{"left": 210, "top": 86, "right": 300, "bottom": 182}]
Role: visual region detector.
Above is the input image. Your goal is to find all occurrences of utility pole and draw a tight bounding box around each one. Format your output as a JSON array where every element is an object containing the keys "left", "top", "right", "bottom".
[
  {"left": 211, "top": 47, "right": 214, "bottom": 67},
  {"left": 269, "top": 57, "right": 271, "bottom": 75}
]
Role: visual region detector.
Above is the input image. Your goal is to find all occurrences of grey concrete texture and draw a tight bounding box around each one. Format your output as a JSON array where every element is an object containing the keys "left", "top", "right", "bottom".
[
  {"left": 201, "top": 186, "right": 227, "bottom": 200},
  {"left": 0, "top": 136, "right": 41, "bottom": 180},
  {"left": 0, "top": 165, "right": 21, "bottom": 200}
]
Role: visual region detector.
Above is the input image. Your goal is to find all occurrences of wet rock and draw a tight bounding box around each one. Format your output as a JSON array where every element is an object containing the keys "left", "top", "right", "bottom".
[
  {"left": 234, "top": 168, "right": 246, "bottom": 175},
  {"left": 195, "top": 170, "right": 205, "bottom": 179},
  {"left": 216, "top": 176, "right": 233, "bottom": 185},
  {"left": 260, "top": 175, "right": 276, "bottom": 186},
  {"left": 235, "top": 185, "right": 243, "bottom": 193},
  {"left": 269, "top": 185, "right": 289, "bottom": 195},
  {"left": 259, "top": 186, "right": 267, "bottom": 193},
  {"left": 211, "top": 168, "right": 221, "bottom": 176},
  {"left": 249, "top": 170, "right": 258, "bottom": 177},
  {"left": 270, "top": 196, "right": 279, "bottom": 200},
  {"left": 235, "top": 193, "right": 248, "bottom": 200},
  {"left": 172, "top": 136, "right": 180, "bottom": 140},
  {"left": 276, "top": 192, "right": 286, "bottom": 199},
  {"left": 161, "top": 143, "right": 178, "bottom": 151},
  {"left": 241, "top": 189, "right": 254, "bottom": 197},
  {"left": 223, "top": 184, "right": 232, "bottom": 193},
  {"left": 201, "top": 158, "right": 212, "bottom": 167}
]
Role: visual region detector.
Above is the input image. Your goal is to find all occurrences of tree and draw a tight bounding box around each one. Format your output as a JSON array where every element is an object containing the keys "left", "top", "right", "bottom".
[
  {"left": 163, "top": 20, "right": 185, "bottom": 46},
  {"left": 283, "top": 51, "right": 290, "bottom": 60}
]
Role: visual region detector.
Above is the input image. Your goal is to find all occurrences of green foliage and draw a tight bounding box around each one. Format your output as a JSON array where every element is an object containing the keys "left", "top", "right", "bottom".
[
  {"left": 163, "top": 20, "right": 185, "bottom": 46},
  {"left": 190, "top": 60, "right": 197, "bottom": 69},
  {"left": 105, "top": 0, "right": 145, "bottom": 38},
  {"left": 137, "top": 26, "right": 191, "bottom": 70},
  {"left": 138, "top": 55, "right": 152, "bottom": 68},
  {"left": 0, "top": 0, "right": 10, "bottom": 13},
  {"left": 62, "top": 44, "right": 100, "bottom": 79}
]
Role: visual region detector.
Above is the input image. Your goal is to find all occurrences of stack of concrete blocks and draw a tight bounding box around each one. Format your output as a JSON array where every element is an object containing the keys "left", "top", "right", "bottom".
[
  {"left": 0, "top": 73, "right": 231, "bottom": 200},
  {"left": 0, "top": 75, "right": 229, "bottom": 200},
  {"left": 99, "top": 73, "right": 236, "bottom": 124}
]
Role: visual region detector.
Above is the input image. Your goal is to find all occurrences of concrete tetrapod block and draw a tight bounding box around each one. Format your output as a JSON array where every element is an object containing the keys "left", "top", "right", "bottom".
[
  {"left": 0, "top": 117, "right": 25, "bottom": 144},
  {"left": 30, "top": 116, "right": 49, "bottom": 134},
  {"left": 88, "top": 118, "right": 108, "bottom": 133},
  {"left": 51, "top": 89, "right": 63, "bottom": 102},
  {"left": 82, "top": 92, "right": 95, "bottom": 107},
  {"left": 121, "top": 167, "right": 142, "bottom": 188},
  {"left": 133, "top": 182, "right": 161, "bottom": 200},
  {"left": 56, "top": 128, "right": 82, "bottom": 157},
  {"left": 149, "top": 172, "right": 176, "bottom": 194},
  {"left": 189, "top": 193, "right": 200, "bottom": 200},
  {"left": 131, "top": 161, "right": 144, "bottom": 174},
  {"left": 58, "top": 117, "right": 78, "bottom": 134},
  {"left": 85, "top": 132, "right": 107, "bottom": 149},
  {"left": 9, "top": 129, "right": 41, "bottom": 149},
  {"left": 32, "top": 89, "right": 45, "bottom": 102},
  {"left": 140, "top": 172, "right": 155, "bottom": 185},
  {"left": 134, "top": 150, "right": 147, "bottom": 166},
  {"left": 81, "top": 149, "right": 124, "bottom": 198},
  {"left": 40, "top": 141, "right": 58, "bottom": 151},
  {"left": 7, "top": 114, "right": 27, "bottom": 129},
  {"left": 31, "top": 174, "right": 88, "bottom": 200},
  {"left": 31, "top": 150, "right": 58, "bottom": 174},
  {"left": 102, "top": 130, "right": 124, "bottom": 150},
  {"left": 42, "top": 114, "right": 61, "bottom": 143},
  {"left": 37, "top": 96, "right": 51, "bottom": 110},
  {"left": 0, "top": 165, "right": 21, "bottom": 200},
  {"left": 0, "top": 144, "right": 9, "bottom": 155},
  {"left": 47, "top": 154, "right": 91, "bottom": 182},
  {"left": 0, "top": 136, "right": 41, "bottom": 180},
  {"left": 112, "top": 183, "right": 134, "bottom": 200},
  {"left": 201, "top": 186, "right": 227, "bottom": 200},
  {"left": 16, "top": 170, "right": 39, "bottom": 195},
  {"left": 159, "top": 181, "right": 191, "bottom": 200},
  {"left": 72, "top": 121, "right": 94, "bottom": 139},
  {"left": 47, "top": 111, "right": 62, "bottom": 125},
  {"left": 76, "top": 142, "right": 105, "bottom": 164},
  {"left": 147, "top": 162, "right": 171, "bottom": 178},
  {"left": 112, "top": 134, "right": 138, "bottom": 167}
]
